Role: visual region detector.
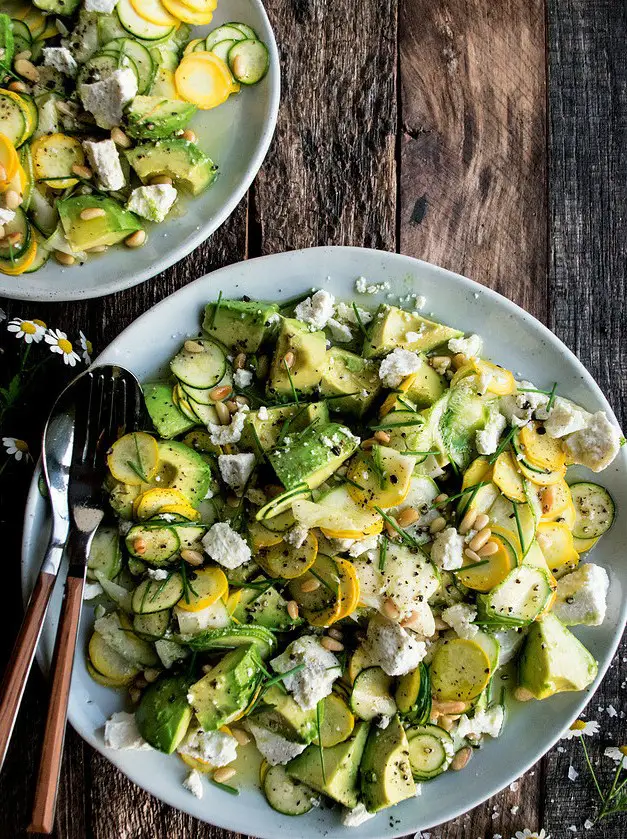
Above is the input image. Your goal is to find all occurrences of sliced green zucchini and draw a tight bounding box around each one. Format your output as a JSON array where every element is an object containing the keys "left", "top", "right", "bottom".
[
  {"left": 126, "top": 524, "right": 181, "bottom": 564},
  {"left": 395, "top": 661, "right": 431, "bottom": 723},
  {"left": 87, "top": 524, "right": 122, "bottom": 581},
  {"left": 205, "top": 24, "right": 247, "bottom": 51},
  {"left": 182, "top": 625, "right": 277, "bottom": 659},
  {"left": 170, "top": 339, "right": 227, "bottom": 389},
  {"left": 210, "top": 38, "right": 238, "bottom": 63},
  {"left": 406, "top": 723, "right": 454, "bottom": 780},
  {"left": 23, "top": 228, "right": 50, "bottom": 273},
  {"left": 133, "top": 609, "right": 171, "bottom": 640},
  {"left": 477, "top": 565, "right": 553, "bottom": 626},
  {"left": 229, "top": 22, "right": 258, "bottom": 40},
  {"left": 132, "top": 572, "right": 185, "bottom": 614},
  {"left": 102, "top": 37, "right": 155, "bottom": 94},
  {"left": 228, "top": 39, "right": 270, "bottom": 85},
  {"left": 0, "top": 91, "right": 27, "bottom": 146},
  {"left": 350, "top": 666, "right": 397, "bottom": 721},
  {"left": 256, "top": 484, "right": 311, "bottom": 521},
  {"left": 263, "top": 764, "right": 318, "bottom": 816},
  {"left": 569, "top": 481, "right": 615, "bottom": 539},
  {"left": 0, "top": 208, "right": 31, "bottom": 259}
]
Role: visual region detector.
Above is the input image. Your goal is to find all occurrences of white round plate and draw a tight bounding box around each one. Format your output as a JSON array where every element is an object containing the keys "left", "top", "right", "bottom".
[
  {"left": 22, "top": 248, "right": 627, "bottom": 837},
  {"left": 2, "top": 1, "right": 279, "bottom": 302}
]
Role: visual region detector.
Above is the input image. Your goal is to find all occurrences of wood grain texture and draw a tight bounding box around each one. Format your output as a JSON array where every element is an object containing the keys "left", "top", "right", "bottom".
[{"left": 398, "top": 0, "right": 548, "bottom": 320}]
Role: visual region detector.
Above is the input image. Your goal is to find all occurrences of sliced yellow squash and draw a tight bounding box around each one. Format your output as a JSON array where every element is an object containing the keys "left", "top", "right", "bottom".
[
  {"left": 107, "top": 431, "right": 159, "bottom": 486},
  {"left": 519, "top": 422, "right": 566, "bottom": 471},
  {"left": 288, "top": 553, "right": 342, "bottom": 627},
  {"left": 456, "top": 533, "right": 516, "bottom": 592},
  {"left": 334, "top": 557, "right": 360, "bottom": 620},
  {"left": 462, "top": 456, "right": 493, "bottom": 489},
  {"left": 0, "top": 132, "right": 19, "bottom": 183},
  {"left": 256, "top": 531, "right": 318, "bottom": 579},
  {"left": 518, "top": 458, "right": 566, "bottom": 486},
  {"left": 175, "top": 51, "right": 239, "bottom": 110},
  {"left": 31, "top": 133, "right": 85, "bottom": 190},
  {"left": 177, "top": 566, "right": 228, "bottom": 612},
  {"left": 314, "top": 693, "right": 355, "bottom": 747},
  {"left": 88, "top": 632, "right": 139, "bottom": 684},
  {"left": 159, "top": 502, "right": 201, "bottom": 521},
  {"left": 536, "top": 521, "right": 579, "bottom": 578},
  {"left": 346, "top": 445, "right": 415, "bottom": 508},
  {"left": 492, "top": 450, "right": 526, "bottom": 502},
  {"left": 430, "top": 638, "right": 491, "bottom": 702},
  {"left": 134, "top": 486, "right": 190, "bottom": 519},
  {"left": 162, "top": 0, "right": 215, "bottom": 24},
  {"left": 130, "top": 0, "right": 177, "bottom": 25},
  {"left": 0, "top": 235, "right": 37, "bottom": 275}
]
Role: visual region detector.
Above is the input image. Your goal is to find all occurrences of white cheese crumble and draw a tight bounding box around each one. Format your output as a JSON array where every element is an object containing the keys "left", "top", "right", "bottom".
[
  {"left": 233, "top": 368, "right": 253, "bottom": 388},
  {"left": 335, "top": 301, "right": 373, "bottom": 324},
  {"left": 365, "top": 615, "right": 427, "bottom": 676},
  {"left": 348, "top": 533, "right": 380, "bottom": 557},
  {"left": 201, "top": 521, "right": 251, "bottom": 569},
  {"left": 539, "top": 396, "right": 590, "bottom": 437},
  {"left": 500, "top": 380, "right": 548, "bottom": 427},
  {"left": 441, "top": 603, "right": 479, "bottom": 639},
  {"left": 448, "top": 334, "right": 483, "bottom": 358},
  {"left": 379, "top": 347, "right": 422, "bottom": 388},
  {"left": 355, "top": 277, "right": 390, "bottom": 294},
  {"left": 79, "top": 67, "right": 137, "bottom": 130},
  {"left": 257, "top": 405, "right": 269, "bottom": 421},
  {"left": 83, "top": 139, "right": 125, "bottom": 191},
  {"left": 271, "top": 636, "right": 341, "bottom": 710},
  {"left": 341, "top": 803, "right": 376, "bottom": 827},
  {"left": 294, "top": 290, "right": 335, "bottom": 330},
  {"left": 284, "top": 524, "right": 309, "bottom": 549},
  {"left": 0, "top": 208, "right": 16, "bottom": 225},
  {"left": 104, "top": 711, "right": 151, "bottom": 751},
  {"left": 553, "top": 563, "right": 609, "bottom": 626},
  {"left": 476, "top": 408, "right": 507, "bottom": 455},
  {"left": 218, "top": 452, "right": 256, "bottom": 494},
  {"left": 175, "top": 601, "right": 229, "bottom": 635},
  {"left": 208, "top": 404, "right": 249, "bottom": 444},
  {"left": 127, "top": 184, "right": 177, "bottom": 223},
  {"left": 430, "top": 527, "right": 465, "bottom": 571},
  {"left": 42, "top": 46, "right": 77, "bottom": 76},
  {"left": 179, "top": 728, "right": 238, "bottom": 767},
  {"left": 147, "top": 568, "right": 169, "bottom": 580},
  {"left": 562, "top": 411, "right": 621, "bottom": 472},
  {"left": 327, "top": 318, "right": 353, "bottom": 342},
  {"left": 247, "top": 722, "right": 307, "bottom": 765},
  {"left": 83, "top": 581, "right": 103, "bottom": 600},
  {"left": 456, "top": 705, "right": 504, "bottom": 740},
  {"left": 182, "top": 769, "right": 203, "bottom": 799},
  {"left": 405, "top": 329, "right": 423, "bottom": 343},
  {"left": 85, "top": 0, "right": 118, "bottom": 10}
]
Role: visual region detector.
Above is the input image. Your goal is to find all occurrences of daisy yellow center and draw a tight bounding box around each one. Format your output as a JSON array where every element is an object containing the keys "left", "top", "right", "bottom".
[
  {"left": 15, "top": 440, "right": 28, "bottom": 452},
  {"left": 33, "top": 319, "right": 46, "bottom": 328},
  {"left": 22, "top": 322, "right": 37, "bottom": 334},
  {"left": 58, "top": 338, "right": 73, "bottom": 355},
  {"left": 570, "top": 720, "right": 586, "bottom": 731},
  {"left": 620, "top": 746, "right": 627, "bottom": 757}
]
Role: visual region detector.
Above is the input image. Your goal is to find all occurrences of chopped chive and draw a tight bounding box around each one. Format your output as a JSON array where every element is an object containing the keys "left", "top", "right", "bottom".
[
  {"left": 263, "top": 663, "right": 305, "bottom": 690},
  {"left": 352, "top": 303, "right": 368, "bottom": 338},
  {"left": 453, "top": 559, "right": 491, "bottom": 572},
  {"left": 283, "top": 359, "right": 299, "bottom": 404},
  {"left": 0, "top": 61, "right": 23, "bottom": 82},
  {"left": 180, "top": 560, "right": 199, "bottom": 603},
  {"left": 517, "top": 387, "right": 553, "bottom": 395},
  {"left": 379, "top": 536, "right": 388, "bottom": 572},
  {"left": 403, "top": 450, "right": 440, "bottom": 456},
  {"left": 374, "top": 505, "right": 422, "bottom": 550},
  {"left": 309, "top": 568, "right": 338, "bottom": 596},
  {"left": 208, "top": 291, "right": 223, "bottom": 330},
  {"left": 370, "top": 444, "right": 387, "bottom": 489},
  {"left": 316, "top": 700, "right": 326, "bottom": 783},
  {"left": 396, "top": 396, "right": 418, "bottom": 413},
  {"left": 512, "top": 501, "right": 526, "bottom": 553},
  {"left": 208, "top": 777, "right": 240, "bottom": 796},
  {"left": 545, "top": 382, "right": 558, "bottom": 413},
  {"left": 488, "top": 425, "right": 518, "bottom": 465},
  {"left": 345, "top": 476, "right": 365, "bottom": 491},
  {"left": 125, "top": 459, "right": 149, "bottom": 482}
]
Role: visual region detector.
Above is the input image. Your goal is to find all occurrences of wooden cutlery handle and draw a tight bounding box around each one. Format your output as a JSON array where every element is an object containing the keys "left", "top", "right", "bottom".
[
  {"left": 29, "top": 575, "right": 84, "bottom": 835},
  {"left": 0, "top": 571, "right": 57, "bottom": 772}
]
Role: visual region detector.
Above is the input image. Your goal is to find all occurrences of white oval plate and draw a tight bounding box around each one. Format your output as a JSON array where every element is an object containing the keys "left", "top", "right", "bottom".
[
  {"left": 2, "top": 0, "right": 279, "bottom": 302},
  {"left": 21, "top": 247, "right": 627, "bottom": 837}
]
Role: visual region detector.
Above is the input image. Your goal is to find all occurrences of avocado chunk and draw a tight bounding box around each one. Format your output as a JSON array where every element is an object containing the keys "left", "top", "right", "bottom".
[
  {"left": 188, "top": 645, "right": 263, "bottom": 731},
  {"left": 125, "top": 139, "right": 217, "bottom": 196},
  {"left": 383, "top": 357, "right": 446, "bottom": 411},
  {"left": 268, "top": 421, "right": 359, "bottom": 490},
  {"left": 267, "top": 318, "right": 327, "bottom": 397},
  {"left": 202, "top": 298, "right": 280, "bottom": 353},
  {"left": 34, "top": 0, "right": 81, "bottom": 14},
  {"left": 247, "top": 585, "right": 303, "bottom": 631},
  {"left": 242, "top": 402, "right": 330, "bottom": 454},
  {"left": 155, "top": 440, "right": 212, "bottom": 506},
  {"left": 144, "top": 382, "right": 196, "bottom": 439},
  {"left": 518, "top": 612, "right": 598, "bottom": 700},
  {"left": 135, "top": 674, "right": 192, "bottom": 753},
  {"left": 364, "top": 304, "right": 463, "bottom": 359},
  {"left": 58, "top": 195, "right": 142, "bottom": 251},
  {"left": 287, "top": 720, "right": 370, "bottom": 808},
  {"left": 360, "top": 714, "right": 415, "bottom": 812},
  {"left": 320, "top": 347, "right": 381, "bottom": 417},
  {"left": 249, "top": 685, "right": 317, "bottom": 743},
  {"left": 126, "top": 96, "right": 197, "bottom": 139}
]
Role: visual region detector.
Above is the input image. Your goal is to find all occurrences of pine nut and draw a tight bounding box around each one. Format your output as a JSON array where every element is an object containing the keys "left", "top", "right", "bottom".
[
  {"left": 4, "top": 189, "right": 21, "bottom": 209},
  {"left": 321, "top": 636, "right": 344, "bottom": 652},
  {"left": 14, "top": 50, "right": 32, "bottom": 61},
  {"left": 230, "top": 727, "right": 250, "bottom": 746},
  {"left": 235, "top": 395, "right": 249, "bottom": 406},
  {"left": 430, "top": 355, "right": 451, "bottom": 371},
  {"left": 133, "top": 537, "right": 147, "bottom": 555},
  {"left": 210, "top": 385, "right": 232, "bottom": 401},
  {"left": 469, "top": 528, "right": 492, "bottom": 552},
  {"left": 301, "top": 578, "right": 320, "bottom": 593},
  {"left": 150, "top": 175, "right": 173, "bottom": 185},
  {"left": 8, "top": 80, "right": 28, "bottom": 93},
  {"left": 182, "top": 129, "right": 197, "bottom": 142},
  {"left": 213, "top": 767, "right": 236, "bottom": 784},
  {"left": 434, "top": 616, "right": 449, "bottom": 631},
  {"left": 451, "top": 746, "right": 472, "bottom": 771},
  {"left": 287, "top": 600, "right": 299, "bottom": 620},
  {"left": 434, "top": 493, "right": 449, "bottom": 504},
  {"left": 129, "top": 687, "right": 141, "bottom": 704},
  {"left": 72, "top": 163, "right": 93, "bottom": 179},
  {"left": 3, "top": 231, "right": 22, "bottom": 246},
  {"left": 477, "top": 540, "right": 499, "bottom": 557},
  {"left": 55, "top": 101, "right": 73, "bottom": 115},
  {"left": 439, "top": 715, "right": 456, "bottom": 732},
  {"left": 15, "top": 58, "right": 39, "bottom": 82},
  {"left": 111, "top": 126, "right": 131, "bottom": 148},
  {"left": 0, "top": 164, "right": 6, "bottom": 182},
  {"left": 514, "top": 686, "right": 534, "bottom": 702},
  {"left": 327, "top": 627, "right": 343, "bottom": 640},
  {"left": 184, "top": 339, "right": 204, "bottom": 353},
  {"left": 55, "top": 250, "right": 75, "bottom": 266},
  {"left": 181, "top": 548, "right": 204, "bottom": 566},
  {"left": 452, "top": 352, "right": 468, "bottom": 369},
  {"left": 382, "top": 598, "right": 400, "bottom": 619},
  {"left": 234, "top": 352, "right": 247, "bottom": 369},
  {"left": 283, "top": 351, "right": 295, "bottom": 368},
  {"left": 144, "top": 668, "right": 160, "bottom": 683},
  {"left": 215, "top": 401, "right": 231, "bottom": 424},
  {"left": 464, "top": 548, "right": 481, "bottom": 563},
  {"left": 431, "top": 699, "right": 467, "bottom": 715},
  {"left": 80, "top": 207, "right": 106, "bottom": 221},
  {"left": 361, "top": 438, "right": 376, "bottom": 450},
  {"left": 400, "top": 610, "right": 423, "bottom": 630},
  {"left": 458, "top": 509, "right": 478, "bottom": 534},
  {"left": 430, "top": 516, "right": 447, "bottom": 534},
  {"left": 474, "top": 513, "right": 490, "bottom": 530},
  {"left": 374, "top": 430, "right": 391, "bottom": 444},
  {"left": 542, "top": 485, "right": 556, "bottom": 513},
  {"left": 384, "top": 520, "right": 399, "bottom": 539},
  {"left": 226, "top": 494, "right": 239, "bottom": 507},
  {"left": 202, "top": 663, "right": 212, "bottom": 674},
  {"left": 226, "top": 400, "right": 238, "bottom": 414},
  {"left": 396, "top": 507, "right": 420, "bottom": 528},
  {"left": 125, "top": 230, "right": 146, "bottom": 248}
]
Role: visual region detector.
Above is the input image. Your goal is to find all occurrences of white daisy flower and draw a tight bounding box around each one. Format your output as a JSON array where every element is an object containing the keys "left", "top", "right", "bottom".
[
  {"left": 2, "top": 437, "right": 31, "bottom": 462},
  {"left": 604, "top": 746, "right": 627, "bottom": 768},
  {"left": 45, "top": 329, "right": 81, "bottom": 367},
  {"left": 561, "top": 720, "right": 600, "bottom": 740},
  {"left": 514, "top": 830, "right": 550, "bottom": 839},
  {"left": 7, "top": 317, "right": 47, "bottom": 343},
  {"left": 78, "top": 330, "right": 92, "bottom": 365}
]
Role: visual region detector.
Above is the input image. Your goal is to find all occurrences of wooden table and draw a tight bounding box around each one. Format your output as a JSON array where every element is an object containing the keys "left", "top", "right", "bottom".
[{"left": 1, "top": 0, "right": 625, "bottom": 836}]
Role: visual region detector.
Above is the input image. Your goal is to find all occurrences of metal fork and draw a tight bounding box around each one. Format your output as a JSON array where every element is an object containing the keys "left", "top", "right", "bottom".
[{"left": 29, "top": 365, "right": 143, "bottom": 835}]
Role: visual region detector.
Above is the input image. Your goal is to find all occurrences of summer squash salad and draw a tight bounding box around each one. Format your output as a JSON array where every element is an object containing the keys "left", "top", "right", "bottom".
[
  {"left": 86, "top": 287, "right": 621, "bottom": 825},
  {"left": 0, "top": 0, "right": 269, "bottom": 275}
]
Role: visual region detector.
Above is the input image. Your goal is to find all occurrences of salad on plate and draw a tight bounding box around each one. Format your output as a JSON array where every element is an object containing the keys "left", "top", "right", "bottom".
[
  {"left": 84, "top": 285, "right": 621, "bottom": 826},
  {"left": 0, "top": 0, "right": 269, "bottom": 276}
]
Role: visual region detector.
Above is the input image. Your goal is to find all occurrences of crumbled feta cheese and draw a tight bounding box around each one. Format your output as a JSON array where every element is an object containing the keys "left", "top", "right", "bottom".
[
  {"left": 341, "top": 802, "right": 376, "bottom": 827},
  {"left": 553, "top": 563, "right": 609, "bottom": 626},
  {"left": 79, "top": 67, "right": 137, "bottom": 129},
  {"left": 201, "top": 521, "right": 251, "bottom": 569},
  {"left": 182, "top": 769, "right": 203, "bottom": 799},
  {"left": 82, "top": 139, "right": 125, "bottom": 191},
  {"left": 208, "top": 405, "right": 249, "bottom": 444},
  {"left": 257, "top": 405, "right": 269, "bottom": 421},
  {"left": 218, "top": 452, "right": 256, "bottom": 494},
  {"left": 562, "top": 411, "right": 621, "bottom": 472},
  {"left": 127, "top": 184, "right": 177, "bottom": 223},
  {"left": 430, "top": 527, "right": 465, "bottom": 571},
  {"left": 175, "top": 601, "right": 229, "bottom": 635},
  {"left": 448, "top": 334, "right": 483, "bottom": 358},
  {"left": 155, "top": 638, "right": 188, "bottom": 669},
  {"left": 500, "top": 380, "right": 549, "bottom": 427},
  {"left": 271, "top": 636, "right": 341, "bottom": 710},
  {"left": 540, "top": 397, "right": 590, "bottom": 438},
  {"left": 85, "top": 0, "right": 118, "bottom": 10},
  {"left": 83, "top": 581, "right": 103, "bottom": 600},
  {"left": 476, "top": 408, "right": 507, "bottom": 455},
  {"left": 365, "top": 615, "right": 427, "bottom": 676},
  {"left": 441, "top": 603, "right": 479, "bottom": 640},
  {"left": 104, "top": 711, "right": 151, "bottom": 751},
  {"left": 405, "top": 330, "right": 423, "bottom": 343},
  {"left": 0, "top": 208, "right": 15, "bottom": 225},
  {"left": 179, "top": 728, "right": 238, "bottom": 767},
  {"left": 379, "top": 347, "right": 422, "bottom": 388},
  {"left": 335, "top": 301, "right": 373, "bottom": 325},
  {"left": 43, "top": 46, "right": 77, "bottom": 76},
  {"left": 147, "top": 568, "right": 169, "bottom": 581},
  {"left": 248, "top": 722, "right": 307, "bottom": 765},
  {"left": 355, "top": 277, "right": 389, "bottom": 294},
  {"left": 327, "top": 318, "right": 353, "bottom": 342},
  {"left": 233, "top": 367, "right": 253, "bottom": 388},
  {"left": 284, "top": 524, "right": 309, "bottom": 549},
  {"left": 294, "top": 290, "right": 335, "bottom": 330},
  {"left": 377, "top": 715, "right": 391, "bottom": 729},
  {"left": 456, "top": 705, "right": 504, "bottom": 740},
  {"left": 348, "top": 533, "right": 380, "bottom": 557}
]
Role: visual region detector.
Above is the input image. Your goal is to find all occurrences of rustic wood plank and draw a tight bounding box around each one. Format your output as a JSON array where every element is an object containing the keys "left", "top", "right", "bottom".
[
  {"left": 253, "top": 0, "right": 397, "bottom": 253},
  {"left": 398, "top": 0, "right": 547, "bottom": 321},
  {"left": 543, "top": 1, "right": 627, "bottom": 835}
]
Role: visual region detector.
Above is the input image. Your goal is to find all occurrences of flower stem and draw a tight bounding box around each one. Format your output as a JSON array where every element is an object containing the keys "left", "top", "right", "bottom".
[{"left": 579, "top": 736, "right": 604, "bottom": 802}]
